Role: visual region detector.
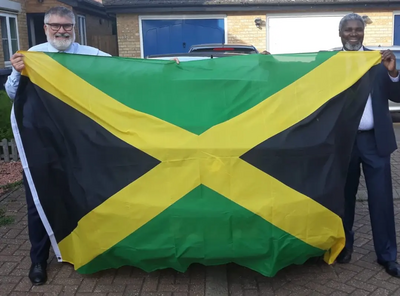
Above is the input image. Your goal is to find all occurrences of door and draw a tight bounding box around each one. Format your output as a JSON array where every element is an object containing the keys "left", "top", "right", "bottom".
[
  {"left": 394, "top": 15, "right": 400, "bottom": 45},
  {"left": 267, "top": 14, "right": 347, "bottom": 54},
  {"left": 141, "top": 18, "right": 225, "bottom": 57},
  {"left": 27, "top": 13, "right": 46, "bottom": 47}
]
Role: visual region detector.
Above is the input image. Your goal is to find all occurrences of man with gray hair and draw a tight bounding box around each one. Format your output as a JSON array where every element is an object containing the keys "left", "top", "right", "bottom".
[
  {"left": 5, "top": 6, "right": 110, "bottom": 286},
  {"left": 5, "top": 6, "right": 110, "bottom": 99},
  {"left": 336, "top": 13, "right": 400, "bottom": 278}
]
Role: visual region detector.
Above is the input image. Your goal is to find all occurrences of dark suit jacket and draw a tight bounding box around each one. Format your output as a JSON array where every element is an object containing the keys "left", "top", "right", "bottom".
[
  {"left": 262, "top": 48, "right": 400, "bottom": 156},
  {"left": 364, "top": 47, "right": 400, "bottom": 156}
]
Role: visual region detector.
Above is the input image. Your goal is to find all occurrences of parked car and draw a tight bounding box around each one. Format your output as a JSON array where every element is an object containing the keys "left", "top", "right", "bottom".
[
  {"left": 188, "top": 43, "right": 259, "bottom": 54},
  {"left": 331, "top": 45, "right": 400, "bottom": 113},
  {"left": 146, "top": 51, "right": 246, "bottom": 62}
]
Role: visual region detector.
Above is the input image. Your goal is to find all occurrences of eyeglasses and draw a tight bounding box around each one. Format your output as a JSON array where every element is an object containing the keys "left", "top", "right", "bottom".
[{"left": 46, "top": 23, "right": 74, "bottom": 31}]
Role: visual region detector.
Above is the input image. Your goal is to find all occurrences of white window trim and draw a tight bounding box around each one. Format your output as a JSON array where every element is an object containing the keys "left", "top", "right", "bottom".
[
  {"left": 0, "top": 12, "right": 20, "bottom": 68},
  {"left": 138, "top": 14, "right": 228, "bottom": 58},
  {"left": 29, "top": 17, "right": 36, "bottom": 46},
  {"left": 392, "top": 11, "right": 400, "bottom": 45},
  {"left": 265, "top": 12, "right": 352, "bottom": 52},
  {"left": 77, "top": 14, "right": 87, "bottom": 45}
]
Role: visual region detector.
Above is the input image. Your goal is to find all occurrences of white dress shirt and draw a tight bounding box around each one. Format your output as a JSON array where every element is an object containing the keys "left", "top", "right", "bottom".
[
  {"left": 4, "top": 42, "right": 110, "bottom": 100},
  {"left": 345, "top": 47, "right": 400, "bottom": 130}
]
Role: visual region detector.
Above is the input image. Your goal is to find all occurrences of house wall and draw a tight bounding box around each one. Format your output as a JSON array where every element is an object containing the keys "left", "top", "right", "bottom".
[
  {"left": 26, "top": 0, "right": 71, "bottom": 13},
  {"left": 84, "top": 13, "right": 114, "bottom": 37},
  {"left": 116, "top": 9, "right": 396, "bottom": 58},
  {"left": 356, "top": 11, "right": 393, "bottom": 46},
  {"left": 228, "top": 10, "right": 395, "bottom": 52},
  {"left": 8, "top": 0, "right": 28, "bottom": 54},
  {"left": 227, "top": 12, "right": 266, "bottom": 52},
  {"left": 75, "top": 11, "right": 113, "bottom": 44},
  {"left": 77, "top": 11, "right": 118, "bottom": 56},
  {"left": 116, "top": 14, "right": 141, "bottom": 57}
]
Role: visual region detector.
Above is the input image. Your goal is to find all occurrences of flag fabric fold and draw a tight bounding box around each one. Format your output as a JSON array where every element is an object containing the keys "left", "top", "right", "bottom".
[{"left": 11, "top": 50, "right": 380, "bottom": 276}]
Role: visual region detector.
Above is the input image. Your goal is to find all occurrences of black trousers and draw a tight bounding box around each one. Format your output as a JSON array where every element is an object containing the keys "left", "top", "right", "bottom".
[
  {"left": 23, "top": 174, "right": 50, "bottom": 265},
  {"left": 343, "top": 130, "right": 397, "bottom": 263}
]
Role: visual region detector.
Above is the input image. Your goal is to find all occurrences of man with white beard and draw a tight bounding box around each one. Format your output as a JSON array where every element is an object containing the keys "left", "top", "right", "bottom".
[
  {"left": 5, "top": 6, "right": 110, "bottom": 99},
  {"left": 4, "top": 6, "right": 110, "bottom": 286}
]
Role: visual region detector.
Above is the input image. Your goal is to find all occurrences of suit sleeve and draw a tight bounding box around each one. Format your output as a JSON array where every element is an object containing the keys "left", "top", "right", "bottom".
[{"left": 388, "top": 73, "right": 400, "bottom": 103}]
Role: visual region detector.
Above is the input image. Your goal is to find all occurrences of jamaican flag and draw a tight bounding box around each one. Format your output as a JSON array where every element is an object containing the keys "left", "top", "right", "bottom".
[{"left": 12, "top": 50, "right": 380, "bottom": 276}]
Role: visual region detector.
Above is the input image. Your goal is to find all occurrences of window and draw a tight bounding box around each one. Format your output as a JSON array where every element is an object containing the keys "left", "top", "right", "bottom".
[
  {"left": 1, "top": 13, "right": 19, "bottom": 67},
  {"left": 77, "top": 15, "right": 87, "bottom": 45}
]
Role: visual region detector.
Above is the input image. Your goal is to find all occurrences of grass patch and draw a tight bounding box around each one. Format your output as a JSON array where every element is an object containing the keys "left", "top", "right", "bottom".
[
  {"left": 0, "top": 179, "right": 22, "bottom": 191},
  {"left": 0, "top": 90, "right": 13, "bottom": 140},
  {"left": 0, "top": 207, "right": 14, "bottom": 226}
]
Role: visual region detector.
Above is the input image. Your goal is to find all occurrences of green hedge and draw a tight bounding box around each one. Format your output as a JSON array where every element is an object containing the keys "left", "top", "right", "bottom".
[{"left": 0, "top": 90, "right": 13, "bottom": 140}]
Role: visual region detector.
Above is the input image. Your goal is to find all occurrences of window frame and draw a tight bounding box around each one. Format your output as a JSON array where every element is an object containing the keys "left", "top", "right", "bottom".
[
  {"left": 0, "top": 12, "right": 20, "bottom": 68},
  {"left": 77, "top": 14, "right": 87, "bottom": 45}
]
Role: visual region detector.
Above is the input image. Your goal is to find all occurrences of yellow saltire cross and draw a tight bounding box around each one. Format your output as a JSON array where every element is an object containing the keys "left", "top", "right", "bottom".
[{"left": 21, "top": 51, "right": 381, "bottom": 269}]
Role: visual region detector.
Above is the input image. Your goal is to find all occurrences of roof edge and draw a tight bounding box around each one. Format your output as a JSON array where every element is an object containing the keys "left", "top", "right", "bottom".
[
  {"left": 104, "top": 2, "right": 400, "bottom": 14},
  {"left": 59, "top": 0, "right": 113, "bottom": 18}
]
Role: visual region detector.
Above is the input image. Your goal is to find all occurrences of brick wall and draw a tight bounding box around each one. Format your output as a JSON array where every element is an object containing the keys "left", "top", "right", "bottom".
[
  {"left": 116, "top": 14, "right": 140, "bottom": 57},
  {"left": 26, "top": 0, "right": 71, "bottom": 13},
  {"left": 226, "top": 10, "right": 396, "bottom": 52},
  {"left": 355, "top": 11, "right": 394, "bottom": 46},
  {"left": 9, "top": 0, "right": 28, "bottom": 53},
  {"left": 116, "top": 9, "right": 398, "bottom": 58},
  {"left": 116, "top": 12, "right": 264, "bottom": 58},
  {"left": 227, "top": 12, "right": 267, "bottom": 52}
]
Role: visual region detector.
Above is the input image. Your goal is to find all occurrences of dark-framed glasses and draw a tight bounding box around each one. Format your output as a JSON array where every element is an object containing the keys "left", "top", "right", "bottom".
[{"left": 46, "top": 23, "right": 74, "bottom": 31}]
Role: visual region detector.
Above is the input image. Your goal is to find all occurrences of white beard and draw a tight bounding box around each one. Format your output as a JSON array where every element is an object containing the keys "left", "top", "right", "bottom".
[
  {"left": 344, "top": 41, "right": 362, "bottom": 51},
  {"left": 47, "top": 31, "right": 75, "bottom": 51}
]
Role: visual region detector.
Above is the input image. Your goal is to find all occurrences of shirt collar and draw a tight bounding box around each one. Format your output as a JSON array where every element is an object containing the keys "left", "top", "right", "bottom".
[{"left": 343, "top": 46, "right": 364, "bottom": 52}]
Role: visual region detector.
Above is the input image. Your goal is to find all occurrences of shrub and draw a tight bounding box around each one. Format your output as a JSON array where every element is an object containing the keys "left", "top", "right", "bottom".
[{"left": 0, "top": 91, "right": 13, "bottom": 140}]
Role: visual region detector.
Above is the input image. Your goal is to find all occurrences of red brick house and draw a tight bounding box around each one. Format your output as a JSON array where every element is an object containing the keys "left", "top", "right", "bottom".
[{"left": 103, "top": 0, "right": 400, "bottom": 58}]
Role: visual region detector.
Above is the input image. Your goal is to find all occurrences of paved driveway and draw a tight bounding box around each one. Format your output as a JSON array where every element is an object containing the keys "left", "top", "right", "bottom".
[{"left": 2, "top": 125, "right": 400, "bottom": 296}]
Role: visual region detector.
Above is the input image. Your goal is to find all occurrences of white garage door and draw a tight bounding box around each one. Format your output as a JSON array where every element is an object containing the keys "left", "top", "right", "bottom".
[{"left": 267, "top": 14, "right": 349, "bottom": 54}]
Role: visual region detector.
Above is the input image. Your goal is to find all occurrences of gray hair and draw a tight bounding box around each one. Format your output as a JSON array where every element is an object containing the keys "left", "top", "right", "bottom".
[
  {"left": 339, "top": 13, "right": 365, "bottom": 32},
  {"left": 44, "top": 6, "right": 75, "bottom": 25}
]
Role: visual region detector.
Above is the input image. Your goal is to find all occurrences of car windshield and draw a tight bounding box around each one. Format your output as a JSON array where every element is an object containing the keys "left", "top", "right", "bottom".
[{"left": 190, "top": 47, "right": 257, "bottom": 54}]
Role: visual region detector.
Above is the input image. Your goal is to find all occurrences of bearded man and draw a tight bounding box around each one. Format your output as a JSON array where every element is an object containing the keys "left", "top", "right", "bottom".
[
  {"left": 4, "top": 6, "right": 110, "bottom": 285},
  {"left": 5, "top": 6, "right": 110, "bottom": 99}
]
